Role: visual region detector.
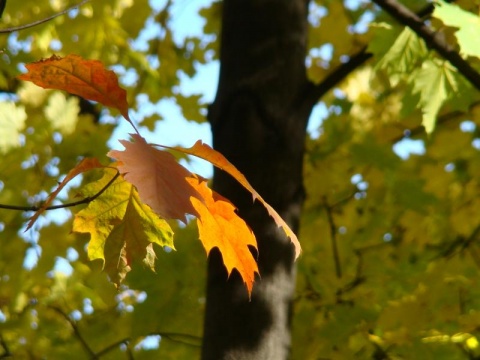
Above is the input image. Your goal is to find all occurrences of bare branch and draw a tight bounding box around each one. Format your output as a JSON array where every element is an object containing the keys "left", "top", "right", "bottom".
[
  {"left": 372, "top": 0, "right": 480, "bottom": 91},
  {"left": 0, "top": 171, "right": 119, "bottom": 212},
  {"left": 0, "top": 0, "right": 90, "bottom": 34}
]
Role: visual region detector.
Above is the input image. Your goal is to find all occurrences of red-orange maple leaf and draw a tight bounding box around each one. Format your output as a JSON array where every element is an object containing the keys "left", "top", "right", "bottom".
[
  {"left": 18, "top": 54, "right": 131, "bottom": 123},
  {"left": 188, "top": 177, "right": 259, "bottom": 296}
]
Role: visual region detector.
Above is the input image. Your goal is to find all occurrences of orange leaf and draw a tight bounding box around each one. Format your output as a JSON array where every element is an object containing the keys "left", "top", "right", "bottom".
[
  {"left": 107, "top": 134, "right": 203, "bottom": 222},
  {"left": 26, "top": 157, "right": 104, "bottom": 230},
  {"left": 188, "top": 177, "right": 259, "bottom": 296},
  {"left": 161, "top": 140, "right": 301, "bottom": 258},
  {"left": 18, "top": 54, "right": 131, "bottom": 123}
]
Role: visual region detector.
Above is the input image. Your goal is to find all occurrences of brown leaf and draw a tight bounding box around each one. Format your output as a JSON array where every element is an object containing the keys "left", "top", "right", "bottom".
[{"left": 107, "top": 134, "right": 203, "bottom": 222}]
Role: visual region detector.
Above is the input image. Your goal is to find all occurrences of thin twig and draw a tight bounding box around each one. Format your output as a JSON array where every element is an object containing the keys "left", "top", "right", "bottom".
[
  {"left": 95, "top": 332, "right": 201, "bottom": 358},
  {"left": 372, "top": 0, "right": 480, "bottom": 91},
  {"left": 0, "top": 334, "right": 11, "bottom": 359},
  {"left": 49, "top": 306, "right": 96, "bottom": 359},
  {"left": 0, "top": 172, "right": 119, "bottom": 212},
  {"left": 0, "top": 0, "right": 91, "bottom": 34},
  {"left": 323, "top": 196, "right": 342, "bottom": 279},
  {"left": 94, "top": 339, "right": 129, "bottom": 358}
]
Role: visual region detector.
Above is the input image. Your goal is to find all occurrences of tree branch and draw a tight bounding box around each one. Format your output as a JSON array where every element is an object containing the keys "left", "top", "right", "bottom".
[
  {"left": 304, "top": 49, "right": 372, "bottom": 107},
  {"left": 372, "top": 0, "right": 480, "bottom": 91},
  {"left": 0, "top": 172, "right": 119, "bottom": 212},
  {"left": 0, "top": 0, "right": 90, "bottom": 34}
]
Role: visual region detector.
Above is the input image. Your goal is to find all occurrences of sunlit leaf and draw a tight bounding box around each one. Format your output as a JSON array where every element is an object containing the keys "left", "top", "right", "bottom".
[
  {"left": 18, "top": 54, "right": 131, "bottom": 122},
  {"left": 72, "top": 168, "right": 174, "bottom": 285},
  {"left": 188, "top": 177, "right": 258, "bottom": 296},
  {"left": 433, "top": 0, "right": 480, "bottom": 59}
]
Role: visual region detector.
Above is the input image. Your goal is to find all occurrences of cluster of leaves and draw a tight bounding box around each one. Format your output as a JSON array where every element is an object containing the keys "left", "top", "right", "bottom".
[
  {"left": 2, "top": 0, "right": 480, "bottom": 359},
  {"left": 294, "top": 0, "right": 480, "bottom": 358}
]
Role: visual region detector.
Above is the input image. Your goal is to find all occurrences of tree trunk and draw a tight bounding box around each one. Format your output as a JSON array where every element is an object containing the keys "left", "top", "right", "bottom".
[{"left": 202, "top": 0, "right": 313, "bottom": 358}]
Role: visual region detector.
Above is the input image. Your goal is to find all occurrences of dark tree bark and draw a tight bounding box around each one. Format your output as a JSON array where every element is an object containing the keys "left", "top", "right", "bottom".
[{"left": 202, "top": 0, "right": 314, "bottom": 358}]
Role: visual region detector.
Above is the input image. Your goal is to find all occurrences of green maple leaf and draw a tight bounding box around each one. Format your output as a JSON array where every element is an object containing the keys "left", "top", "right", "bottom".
[
  {"left": 434, "top": 0, "right": 480, "bottom": 59},
  {"left": 72, "top": 168, "right": 174, "bottom": 285},
  {"left": 412, "top": 59, "right": 471, "bottom": 133},
  {"left": 376, "top": 27, "right": 427, "bottom": 80}
]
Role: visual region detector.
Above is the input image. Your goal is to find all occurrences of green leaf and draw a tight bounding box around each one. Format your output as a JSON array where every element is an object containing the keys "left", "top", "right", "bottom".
[
  {"left": 433, "top": 0, "right": 480, "bottom": 59},
  {"left": 412, "top": 59, "right": 470, "bottom": 133},
  {"left": 376, "top": 27, "right": 428, "bottom": 80}
]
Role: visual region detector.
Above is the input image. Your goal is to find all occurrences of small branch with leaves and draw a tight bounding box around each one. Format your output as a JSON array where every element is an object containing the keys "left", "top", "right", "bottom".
[{"left": 372, "top": 0, "right": 480, "bottom": 91}]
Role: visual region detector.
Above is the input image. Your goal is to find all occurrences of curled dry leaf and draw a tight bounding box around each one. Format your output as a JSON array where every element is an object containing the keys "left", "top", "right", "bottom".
[{"left": 26, "top": 157, "right": 104, "bottom": 230}]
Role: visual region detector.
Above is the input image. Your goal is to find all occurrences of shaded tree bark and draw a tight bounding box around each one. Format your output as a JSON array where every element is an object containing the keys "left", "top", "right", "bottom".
[{"left": 202, "top": 0, "right": 314, "bottom": 358}]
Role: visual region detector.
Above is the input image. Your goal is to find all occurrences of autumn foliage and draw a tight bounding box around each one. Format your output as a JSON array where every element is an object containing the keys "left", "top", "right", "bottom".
[{"left": 18, "top": 54, "right": 300, "bottom": 295}]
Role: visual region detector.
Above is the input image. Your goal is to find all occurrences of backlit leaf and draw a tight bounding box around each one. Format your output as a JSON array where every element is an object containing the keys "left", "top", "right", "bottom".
[
  {"left": 433, "top": 0, "right": 480, "bottom": 59},
  {"left": 376, "top": 27, "right": 427, "bottom": 77},
  {"left": 412, "top": 60, "right": 468, "bottom": 133},
  {"left": 18, "top": 54, "right": 131, "bottom": 122}
]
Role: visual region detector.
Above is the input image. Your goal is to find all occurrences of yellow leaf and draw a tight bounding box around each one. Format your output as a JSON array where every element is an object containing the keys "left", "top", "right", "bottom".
[{"left": 72, "top": 168, "right": 174, "bottom": 286}]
